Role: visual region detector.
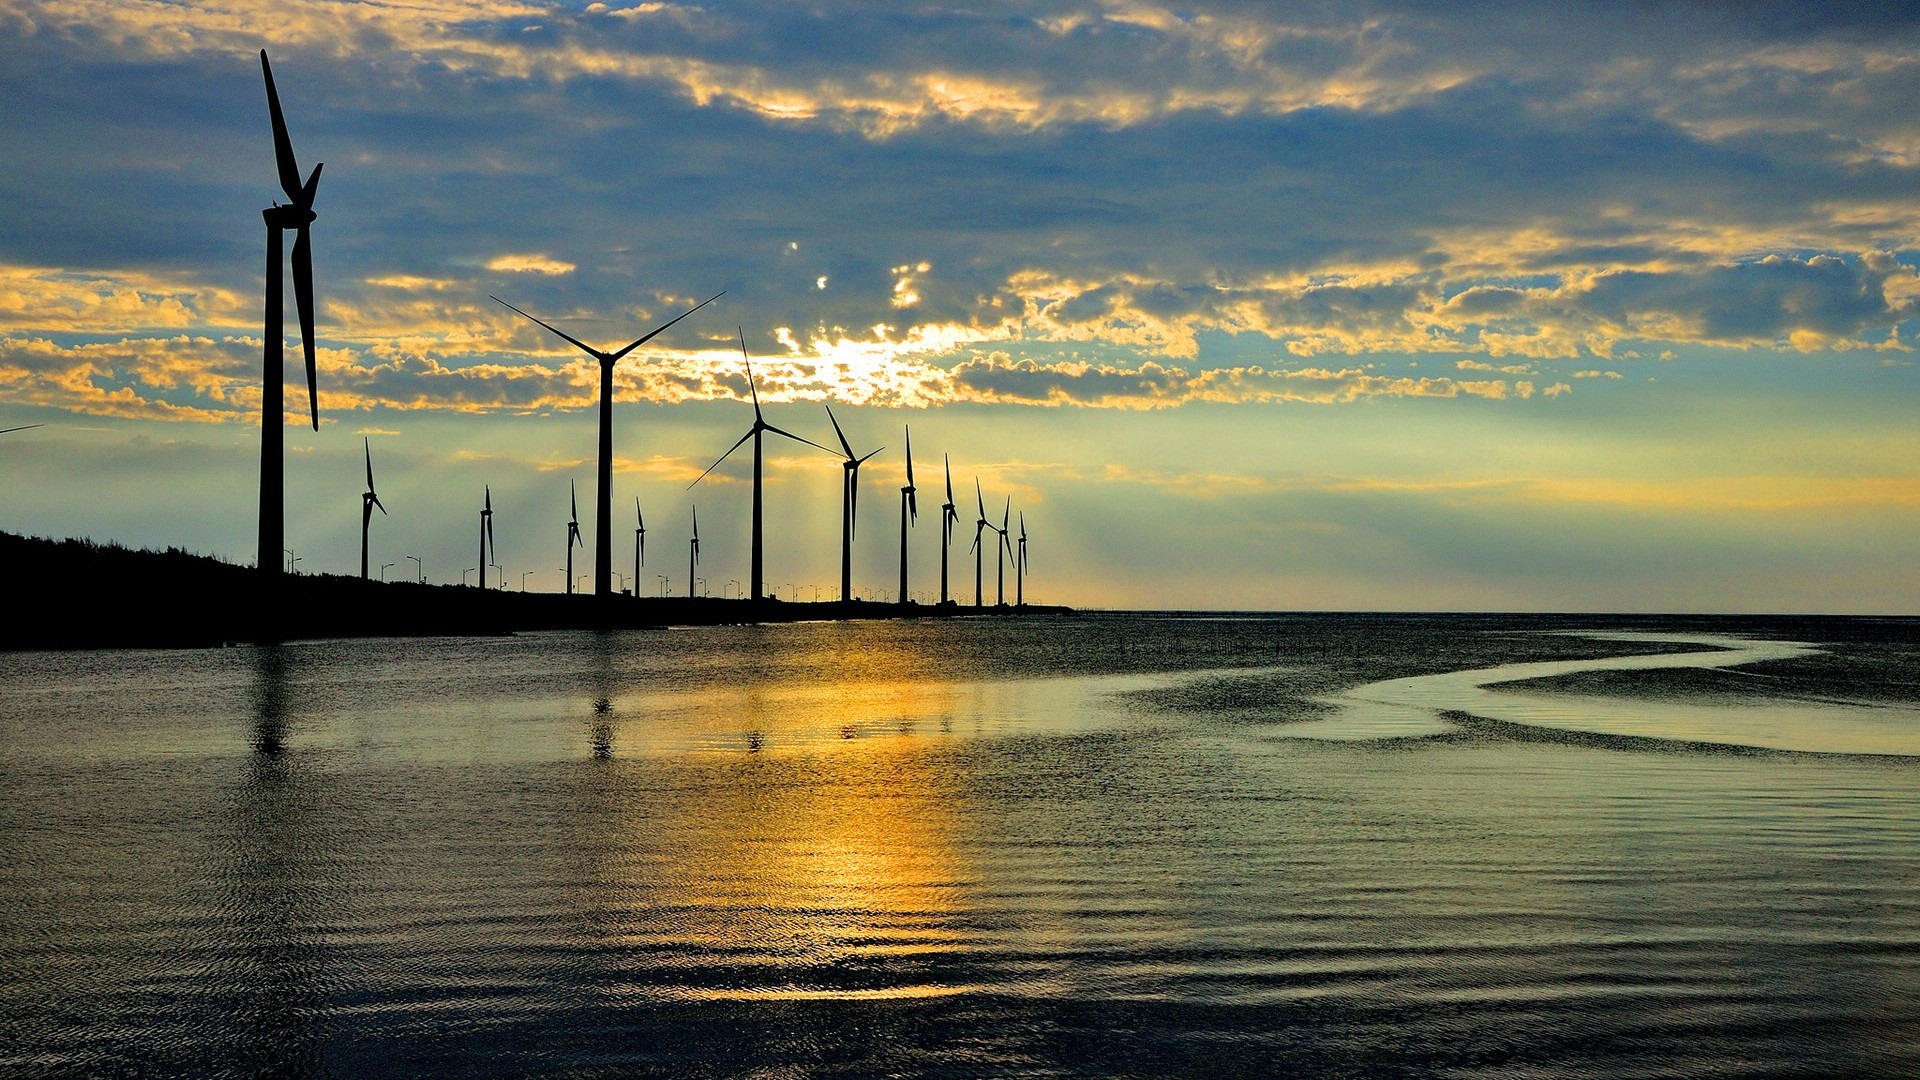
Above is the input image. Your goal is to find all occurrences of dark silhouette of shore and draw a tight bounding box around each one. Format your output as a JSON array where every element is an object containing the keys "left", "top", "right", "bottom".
[{"left": 2, "top": 532, "right": 1071, "bottom": 651}]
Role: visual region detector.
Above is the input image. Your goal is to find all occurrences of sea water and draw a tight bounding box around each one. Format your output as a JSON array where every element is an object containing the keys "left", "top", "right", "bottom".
[{"left": 2, "top": 613, "right": 1917, "bottom": 1076}]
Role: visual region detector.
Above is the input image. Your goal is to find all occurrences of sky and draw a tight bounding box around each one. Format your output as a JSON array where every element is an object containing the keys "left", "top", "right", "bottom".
[{"left": 2, "top": 0, "right": 1918, "bottom": 611}]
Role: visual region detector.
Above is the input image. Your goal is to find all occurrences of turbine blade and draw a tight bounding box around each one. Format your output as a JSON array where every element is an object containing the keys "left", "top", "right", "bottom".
[
  {"left": 857, "top": 446, "right": 885, "bottom": 465},
  {"left": 485, "top": 484, "right": 492, "bottom": 511},
  {"left": 1001, "top": 497, "right": 1010, "bottom": 533},
  {"left": 826, "top": 405, "right": 854, "bottom": 458},
  {"left": 762, "top": 423, "right": 836, "bottom": 455},
  {"left": 904, "top": 427, "right": 914, "bottom": 487},
  {"left": 636, "top": 495, "right": 644, "bottom": 527},
  {"left": 976, "top": 478, "right": 985, "bottom": 519},
  {"left": 690, "top": 428, "right": 754, "bottom": 488},
  {"left": 293, "top": 225, "right": 318, "bottom": 429},
  {"left": 298, "top": 162, "right": 323, "bottom": 211},
  {"left": 908, "top": 489, "right": 917, "bottom": 523},
  {"left": 571, "top": 479, "right": 578, "bottom": 520},
  {"left": 606, "top": 291, "right": 725, "bottom": 362},
  {"left": 486, "top": 517, "right": 495, "bottom": 547},
  {"left": 491, "top": 296, "right": 604, "bottom": 360},
  {"left": 0, "top": 424, "right": 46, "bottom": 435},
  {"left": 373, "top": 493, "right": 387, "bottom": 515},
  {"left": 260, "top": 51, "right": 305, "bottom": 205},
  {"left": 739, "top": 328, "right": 763, "bottom": 420},
  {"left": 364, "top": 437, "right": 373, "bottom": 489}
]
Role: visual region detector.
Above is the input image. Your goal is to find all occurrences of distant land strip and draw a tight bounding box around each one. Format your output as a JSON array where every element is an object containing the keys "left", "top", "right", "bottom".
[{"left": 2, "top": 532, "right": 1069, "bottom": 650}]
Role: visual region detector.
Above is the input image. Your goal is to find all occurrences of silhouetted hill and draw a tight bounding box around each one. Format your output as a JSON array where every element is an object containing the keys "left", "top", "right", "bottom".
[{"left": 1, "top": 532, "right": 1070, "bottom": 650}]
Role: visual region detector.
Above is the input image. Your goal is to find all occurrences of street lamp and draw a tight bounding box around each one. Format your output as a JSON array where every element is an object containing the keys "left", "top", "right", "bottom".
[
  {"left": 380, "top": 562, "right": 394, "bottom": 582},
  {"left": 289, "top": 556, "right": 301, "bottom": 574},
  {"left": 492, "top": 564, "right": 504, "bottom": 589},
  {"left": 407, "top": 554, "right": 422, "bottom": 583},
  {"left": 785, "top": 582, "right": 794, "bottom": 602},
  {"left": 657, "top": 574, "right": 668, "bottom": 597},
  {"left": 696, "top": 577, "right": 706, "bottom": 598},
  {"left": 283, "top": 548, "right": 295, "bottom": 573},
  {"left": 463, "top": 567, "right": 476, "bottom": 587},
  {"left": 521, "top": 571, "right": 534, "bottom": 591}
]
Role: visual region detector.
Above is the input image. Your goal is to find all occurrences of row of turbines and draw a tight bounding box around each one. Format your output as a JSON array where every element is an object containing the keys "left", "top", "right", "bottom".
[
  {"left": 260, "top": 50, "right": 1033, "bottom": 610},
  {"left": 360, "top": 401, "right": 1034, "bottom": 607}
]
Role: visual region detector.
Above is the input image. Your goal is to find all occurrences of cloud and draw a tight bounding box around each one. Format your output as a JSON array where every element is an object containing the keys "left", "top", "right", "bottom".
[{"left": 484, "top": 253, "right": 577, "bottom": 275}]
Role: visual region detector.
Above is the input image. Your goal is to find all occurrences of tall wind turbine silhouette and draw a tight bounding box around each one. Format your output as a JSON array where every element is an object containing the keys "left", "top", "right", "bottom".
[
  {"left": 633, "top": 496, "right": 646, "bottom": 597},
  {"left": 491, "top": 291, "right": 721, "bottom": 599},
  {"left": 898, "top": 427, "right": 916, "bottom": 606},
  {"left": 257, "top": 50, "right": 323, "bottom": 580},
  {"left": 940, "top": 455, "right": 958, "bottom": 605},
  {"left": 359, "top": 439, "right": 386, "bottom": 580},
  {"left": 826, "top": 406, "right": 882, "bottom": 605},
  {"left": 690, "top": 330, "right": 834, "bottom": 604},
  {"left": 478, "top": 486, "right": 496, "bottom": 590},
  {"left": 565, "top": 480, "right": 583, "bottom": 595},
  {"left": 688, "top": 505, "right": 700, "bottom": 599},
  {"left": 969, "top": 479, "right": 989, "bottom": 607},
  {"left": 1016, "top": 512, "right": 1028, "bottom": 607},
  {"left": 996, "top": 497, "right": 1014, "bottom": 606}
]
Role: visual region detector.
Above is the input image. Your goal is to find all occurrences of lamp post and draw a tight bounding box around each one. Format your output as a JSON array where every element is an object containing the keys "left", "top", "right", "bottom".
[
  {"left": 284, "top": 548, "right": 295, "bottom": 573},
  {"left": 380, "top": 561, "right": 394, "bottom": 582},
  {"left": 657, "top": 574, "right": 668, "bottom": 597},
  {"left": 407, "top": 554, "right": 421, "bottom": 583},
  {"left": 463, "top": 567, "right": 476, "bottom": 587},
  {"left": 492, "top": 564, "right": 503, "bottom": 589},
  {"left": 521, "top": 571, "right": 534, "bottom": 591}
]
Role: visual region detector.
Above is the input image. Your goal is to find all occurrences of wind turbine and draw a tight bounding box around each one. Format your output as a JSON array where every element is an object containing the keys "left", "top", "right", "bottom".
[
  {"left": 996, "top": 497, "right": 1014, "bottom": 607},
  {"left": 898, "top": 426, "right": 916, "bottom": 606},
  {"left": 969, "top": 479, "right": 989, "bottom": 607},
  {"left": 690, "top": 329, "right": 835, "bottom": 604},
  {"left": 688, "top": 505, "right": 700, "bottom": 599},
  {"left": 633, "top": 496, "right": 646, "bottom": 598},
  {"left": 491, "top": 290, "right": 721, "bottom": 599},
  {"left": 940, "top": 455, "right": 958, "bottom": 605},
  {"left": 257, "top": 50, "right": 324, "bottom": 580},
  {"left": 826, "top": 406, "right": 883, "bottom": 606},
  {"left": 359, "top": 438, "right": 386, "bottom": 580},
  {"left": 478, "top": 486, "right": 496, "bottom": 590},
  {"left": 1016, "top": 512, "right": 1028, "bottom": 607},
  {"left": 565, "top": 480, "right": 583, "bottom": 595}
]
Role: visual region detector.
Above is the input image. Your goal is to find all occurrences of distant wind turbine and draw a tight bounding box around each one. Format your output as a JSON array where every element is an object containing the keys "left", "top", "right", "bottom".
[
  {"left": 491, "top": 290, "right": 721, "bottom": 599},
  {"left": 996, "top": 496, "right": 1013, "bottom": 607},
  {"left": 256, "top": 50, "right": 324, "bottom": 579},
  {"left": 359, "top": 438, "right": 386, "bottom": 580},
  {"left": 826, "top": 406, "right": 883, "bottom": 606},
  {"left": 634, "top": 496, "right": 646, "bottom": 598},
  {"left": 969, "top": 479, "right": 989, "bottom": 608},
  {"left": 478, "top": 485, "right": 496, "bottom": 590},
  {"left": 688, "top": 505, "right": 700, "bottom": 599},
  {"left": 565, "top": 480, "right": 583, "bottom": 595},
  {"left": 940, "top": 455, "right": 958, "bottom": 605},
  {"left": 690, "top": 329, "right": 835, "bottom": 604},
  {"left": 1016, "top": 512, "right": 1028, "bottom": 607},
  {"left": 898, "top": 426, "right": 916, "bottom": 606}
]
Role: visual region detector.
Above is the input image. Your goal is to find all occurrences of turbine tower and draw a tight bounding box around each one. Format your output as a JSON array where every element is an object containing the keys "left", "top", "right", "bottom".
[
  {"left": 898, "top": 426, "right": 916, "bottom": 606},
  {"left": 940, "top": 455, "right": 958, "bottom": 605},
  {"left": 257, "top": 51, "right": 323, "bottom": 580},
  {"left": 969, "top": 479, "right": 989, "bottom": 608},
  {"left": 478, "top": 486, "right": 496, "bottom": 590},
  {"left": 359, "top": 438, "right": 385, "bottom": 580},
  {"left": 826, "top": 406, "right": 882, "bottom": 605},
  {"left": 1016, "top": 512, "right": 1028, "bottom": 607},
  {"left": 690, "top": 329, "right": 834, "bottom": 604},
  {"left": 492, "top": 291, "right": 721, "bottom": 599},
  {"left": 996, "top": 497, "right": 1013, "bottom": 607},
  {"left": 689, "top": 505, "right": 700, "bottom": 600},
  {"left": 633, "top": 496, "right": 646, "bottom": 598},
  {"left": 565, "top": 480, "right": 583, "bottom": 595}
]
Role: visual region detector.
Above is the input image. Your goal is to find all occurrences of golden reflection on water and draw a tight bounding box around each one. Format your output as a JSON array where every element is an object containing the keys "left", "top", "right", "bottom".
[{"left": 575, "top": 666, "right": 988, "bottom": 1003}]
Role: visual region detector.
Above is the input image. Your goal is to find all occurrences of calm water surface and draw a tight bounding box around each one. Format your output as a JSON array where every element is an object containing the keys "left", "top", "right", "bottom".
[{"left": 2, "top": 613, "right": 1918, "bottom": 1077}]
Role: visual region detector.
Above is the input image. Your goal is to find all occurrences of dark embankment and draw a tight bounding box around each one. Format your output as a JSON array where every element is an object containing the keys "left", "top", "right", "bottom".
[{"left": 2, "top": 532, "right": 1070, "bottom": 650}]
